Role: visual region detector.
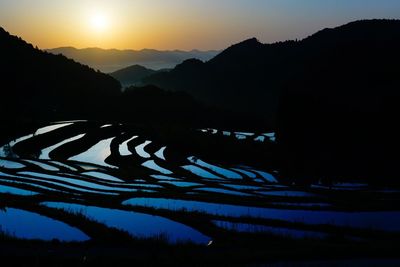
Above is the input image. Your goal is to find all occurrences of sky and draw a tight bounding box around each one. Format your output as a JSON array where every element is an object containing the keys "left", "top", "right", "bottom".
[{"left": 0, "top": 0, "right": 400, "bottom": 50}]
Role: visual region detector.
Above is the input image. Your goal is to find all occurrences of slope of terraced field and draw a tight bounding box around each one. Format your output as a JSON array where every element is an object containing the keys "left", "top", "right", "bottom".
[{"left": 1, "top": 121, "right": 400, "bottom": 264}]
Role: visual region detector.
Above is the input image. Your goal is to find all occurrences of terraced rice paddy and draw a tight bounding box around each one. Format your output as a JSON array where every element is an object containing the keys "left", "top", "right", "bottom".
[{"left": 1, "top": 121, "right": 400, "bottom": 245}]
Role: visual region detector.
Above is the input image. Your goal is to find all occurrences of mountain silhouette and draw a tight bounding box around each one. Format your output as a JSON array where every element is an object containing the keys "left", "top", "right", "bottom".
[
  {"left": 47, "top": 47, "right": 220, "bottom": 73},
  {"left": 143, "top": 37, "right": 295, "bottom": 126},
  {"left": 276, "top": 19, "right": 400, "bottom": 185},
  {"left": 143, "top": 19, "right": 400, "bottom": 184},
  {"left": 0, "top": 27, "right": 121, "bottom": 120},
  {"left": 143, "top": 19, "right": 400, "bottom": 130},
  {"left": 110, "top": 65, "right": 170, "bottom": 88},
  {"left": 0, "top": 27, "right": 218, "bottom": 126}
]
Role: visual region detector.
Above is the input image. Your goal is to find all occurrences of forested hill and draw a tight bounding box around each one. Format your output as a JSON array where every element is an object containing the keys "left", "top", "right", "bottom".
[
  {"left": 143, "top": 19, "right": 400, "bottom": 127},
  {"left": 0, "top": 27, "right": 213, "bottom": 126},
  {"left": 0, "top": 27, "right": 121, "bottom": 120},
  {"left": 277, "top": 19, "right": 400, "bottom": 184}
]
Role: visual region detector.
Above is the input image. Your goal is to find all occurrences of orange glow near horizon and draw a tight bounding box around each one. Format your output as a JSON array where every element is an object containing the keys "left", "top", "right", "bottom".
[{"left": 1, "top": 0, "right": 400, "bottom": 50}]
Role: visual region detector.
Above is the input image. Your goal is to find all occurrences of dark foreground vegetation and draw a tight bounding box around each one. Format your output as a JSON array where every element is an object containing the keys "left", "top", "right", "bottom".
[
  {"left": 1, "top": 233, "right": 398, "bottom": 266},
  {"left": 1, "top": 186, "right": 400, "bottom": 266}
]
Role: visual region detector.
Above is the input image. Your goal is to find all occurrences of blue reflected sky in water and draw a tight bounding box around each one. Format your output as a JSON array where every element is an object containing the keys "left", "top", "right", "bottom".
[
  {"left": 0, "top": 159, "right": 25, "bottom": 169},
  {"left": 123, "top": 197, "right": 400, "bottom": 231},
  {"left": 181, "top": 165, "right": 222, "bottom": 179},
  {"left": 0, "top": 171, "right": 119, "bottom": 195},
  {"left": 160, "top": 181, "right": 203, "bottom": 187},
  {"left": 154, "top": 146, "right": 167, "bottom": 160},
  {"left": 195, "top": 187, "right": 251, "bottom": 197},
  {"left": 82, "top": 171, "right": 124, "bottom": 182},
  {"left": 17, "top": 171, "right": 133, "bottom": 192},
  {"left": 69, "top": 137, "right": 115, "bottom": 168},
  {"left": 0, "top": 208, "right": 89, "bottom": 241},
  {"left": 256, "top": 190, "right": 318, "bottom": 197},
  {"left": 188, "top": 156, "right": 242, "bottom": 179},
  {"left": 142, "top": 160, "right": 173, "bottom": 175},
  {"left": 135, "top": 141, "right": 152, "bottom": 158},
  {"left": 40, "top": 134, "right": 85, "bottom": 160},
  {"left": 119, "top": 136, "right": 138, "bottom": 156},
  {"left": 213, "top": 220, "right": 328, "bottom": 239},
  {"left": 231, "top": 168, "right": 257, "bottom": 178},
  {"left": 0, "top": 184, "right": 37, "bottom": 196},
  {"left": 42, "top": 202, "right": 211, "bottom": 244}
]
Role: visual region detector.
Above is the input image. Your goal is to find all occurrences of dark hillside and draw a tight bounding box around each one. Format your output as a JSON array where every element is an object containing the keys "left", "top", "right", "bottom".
[{"left": 0, "top": 27, "right": 121, "bottom": 121}]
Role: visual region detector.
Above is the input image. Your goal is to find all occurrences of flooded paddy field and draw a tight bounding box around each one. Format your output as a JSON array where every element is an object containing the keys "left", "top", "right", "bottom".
[{"left": 1, "top": 121, "right": 400, "bottom": 265}]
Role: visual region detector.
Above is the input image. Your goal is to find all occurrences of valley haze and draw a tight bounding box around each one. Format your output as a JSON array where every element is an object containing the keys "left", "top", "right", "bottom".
[{"left": 46, "top": 47, "right": 220, "bottom": 73}]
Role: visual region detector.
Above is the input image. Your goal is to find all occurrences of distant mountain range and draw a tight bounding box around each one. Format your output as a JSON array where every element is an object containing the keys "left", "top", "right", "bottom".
[{"left": 46, "top": 47, "right": 220, "bottom": 73}]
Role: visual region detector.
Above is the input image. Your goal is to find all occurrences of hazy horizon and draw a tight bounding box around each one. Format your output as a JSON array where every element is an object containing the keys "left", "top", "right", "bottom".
[
  {"left": 46, "top": 46, "right": 220, "bottom": 52},
  {"left": 1, "top": 0, "right": 400, "bottom": 51}
]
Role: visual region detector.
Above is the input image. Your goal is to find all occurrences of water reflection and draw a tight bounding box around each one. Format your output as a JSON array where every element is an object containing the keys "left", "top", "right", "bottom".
[
  {"left": 223, "top": 184, "right": 266, "bottom": 191},
  {"left": 24, "top": 160, "right": 60, "bottom": 171},
  {"left": 0, "top": 184, "right": 37, "bottom": 196},
  {"left": 42, "top": 202, "right": 210, "bottom": 244},
  {"left": 161, "top": 181, "right": 203, "bottom": 187},
  {"left": 40, "top": 134, "right": 85, "bottom": 160},
  {"left": 135, "top": 141, "right": 152, "bottom": 158},
  {"left": 49, "top": 161, "right": 79, "bottom": 171},
  {"left": 213, "top": 220, "right": 328, "bottom": 239},
  {"left": 142, "top": 160, "right": 173, "bottom": 175},
  {"left": 119, "top": 136, "right": 138, "bottom": 156},
  {"left": 181, "top": 165, "right": 221, "bottom": 179},
  {"left": 35, "top": 123, "right": 73, "bottom": 135},
  {"left": 188, "top": 156, "right": 242, "bottom": 179},
  {"left": 155, "top": 146, "right": 167, "bottom": 160},
  {"left": 69, "top": 137, "right": 115, "bottom": 168},
  {"left": 256, "top": 190, "right": 318, "bottom": 197},
  {"left": 151, "top": 174, "right": 181, "bottom": 181},
  {"left": 231, "top": 168, "right": 257, "bottom": 178},
  {"left": 0, "top": 159, "right": 25, "bottom": 169},
  {"left": 17, "top": 171, "right": 134, "bottom": 192},
  {"left": 195, "top": 187, "right": 251, "bottom": 196},
  {"left": 82, "top": 171, "right": 124, "bottom": 182},
  {"left": 250, "top": 169, "right": 278, "bottom": 183},
  {"left": 123, "top": 197, "right": 400, "bottom": 231},
  {"left": 0, "top": 208, "right": 89, "bottom": 241}
]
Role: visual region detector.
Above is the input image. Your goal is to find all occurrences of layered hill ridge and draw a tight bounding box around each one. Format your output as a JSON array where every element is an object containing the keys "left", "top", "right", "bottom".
[
  {"left": 141, "top": 19, "right": 400, "bottom": 183},
  {"left": 110, "top": 65, "right": 157, "bottom": 87},
  {"left": 276, "top": 19, "right": 400, "bottom": 184},
  {"left": 143, "top": 19, "right": 400, "bottom": 126},
  {"left": 0, "top": 27, "right": 121, "bottom": 119},
  {"left": 0, "top": 27, "right": 210, "bottom": 125},
  {"left": 47, "top": 47, "right": 220, "bottom": 73}
]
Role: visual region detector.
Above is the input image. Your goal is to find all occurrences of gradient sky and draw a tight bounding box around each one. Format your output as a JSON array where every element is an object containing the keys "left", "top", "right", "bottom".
[{"left": 1, "top": 0, "right": 400, "bottom": 50}]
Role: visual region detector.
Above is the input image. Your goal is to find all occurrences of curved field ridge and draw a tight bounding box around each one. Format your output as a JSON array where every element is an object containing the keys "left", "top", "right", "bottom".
[
  {"left": 42, "top": 202, "right": 211, "bottom": 244},
  {"left": 1, "top": 121, "right": 400, "bottom": 244},
  {"left": 0, "top": 208, "right": 89, "bottom": 241}
]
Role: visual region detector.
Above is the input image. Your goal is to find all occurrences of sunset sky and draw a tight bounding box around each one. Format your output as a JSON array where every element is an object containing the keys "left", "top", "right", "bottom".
[{"left": 1, "top": 0, "right": 400, "bottom": 50}]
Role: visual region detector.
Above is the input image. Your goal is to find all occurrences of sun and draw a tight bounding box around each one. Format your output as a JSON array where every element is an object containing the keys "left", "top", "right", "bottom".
[{"left": 89, "top": 11, "right": 110, "bottom": 32}]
